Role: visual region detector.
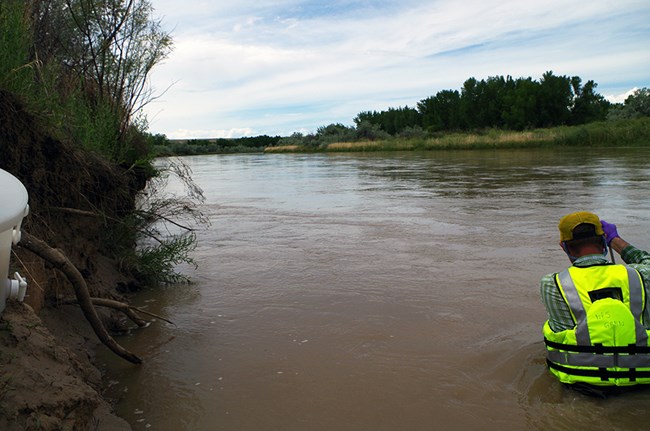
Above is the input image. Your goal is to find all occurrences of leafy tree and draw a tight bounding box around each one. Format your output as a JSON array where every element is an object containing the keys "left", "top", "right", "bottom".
[
  {"left": 397, "top": 125, "right": 427, "bottom": 139},
  {"left": 355, "top": 120, "right": 391, "bottom": 140},
  {"left": 478, "top": 76, "right": 510, "bottom": 128},
  {"left": 626, "top": 88, "right": 650, "bottom": 117},
  {"left": 385, "top": 106, "right": 421, "bottom": 134},
  {"left": 145, "top": 132, "right": 169, "bottom": 147},
  {"left": 24, "top": 0, "right": 172, "bottom": 163},
  {"left": 460, "top": 77, "right": 480, "bottom": 129},
  {"left": 316, "top": 123, "right": 357, "bottom": 144},
  {"left": 418, "top": 89, "right": 461, "bottom": 131},
  {"left": 354, "top": 107, "right": 420, "bottom": 135},
  {"left": 607, "top": 88, "right": 650, "bottom": 120},
  {"left": 353, "top": 110, "right": 380, "bottom": 127},
  {"left": 570, "top": 78, "right": 609, "bottom": 124},
  {"left": 279, "top": 132, "right": 311, "bottom": 147},
  {"left": 538, "top": 71, "right": 573, "bottom": 127},
  {"left": 502, "top": 77, "right": 539, "bottom": 130}
]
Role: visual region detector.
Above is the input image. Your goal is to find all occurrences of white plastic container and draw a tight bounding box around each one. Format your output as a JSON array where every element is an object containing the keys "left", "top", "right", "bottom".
[{"left": 0, "top": 168, "right": 29, "bottom": 314}]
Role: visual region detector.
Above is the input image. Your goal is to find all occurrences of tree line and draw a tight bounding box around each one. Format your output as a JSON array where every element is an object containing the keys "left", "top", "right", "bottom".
[
  {"left": 151, "top": 134, "right": 283, "bottom": 156},
  {"left": 357, "top": 72, "right": 609, "bottom": 134},
  {"left": 151, "top": 80, "right": 650, "bottom": 155},
  {"left": 276, "top": 78, "right": 649, "bottom": 149}
]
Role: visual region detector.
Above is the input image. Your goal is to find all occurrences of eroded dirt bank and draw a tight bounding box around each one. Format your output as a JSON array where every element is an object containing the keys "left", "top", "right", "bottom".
[
  {"left": 1, "top": 301, "right": 132, "bottom": 430},
  {"left": 0, "top": 89, "right": 145, "bottom": 430}
]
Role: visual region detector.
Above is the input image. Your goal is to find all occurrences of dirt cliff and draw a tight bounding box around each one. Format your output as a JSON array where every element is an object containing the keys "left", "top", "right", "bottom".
[{"left": 0, "top": 89, "right": 143, "bottom": 429}]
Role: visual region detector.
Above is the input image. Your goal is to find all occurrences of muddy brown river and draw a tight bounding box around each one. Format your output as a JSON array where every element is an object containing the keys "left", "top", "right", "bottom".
[{"left": 100, "top": 148, "right": 650, "bottom": 430}]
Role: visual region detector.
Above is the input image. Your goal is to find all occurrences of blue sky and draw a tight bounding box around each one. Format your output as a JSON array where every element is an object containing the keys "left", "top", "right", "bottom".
[{"left": 144, "top": 0, "right": 650, "bottom": 139}]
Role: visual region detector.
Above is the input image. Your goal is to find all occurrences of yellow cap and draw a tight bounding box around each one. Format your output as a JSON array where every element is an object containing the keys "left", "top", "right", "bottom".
[{"left": 558, "top": 211, "right": 604, "bottom": 242}]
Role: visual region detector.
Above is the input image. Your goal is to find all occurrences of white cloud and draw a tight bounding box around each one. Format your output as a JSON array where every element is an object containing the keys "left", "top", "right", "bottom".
[
  {"left": 145, "top": 0, "right": 650, "bottom": 138},
  {"left": 605, "top": 88, "right": 638, "bottom": 104}
]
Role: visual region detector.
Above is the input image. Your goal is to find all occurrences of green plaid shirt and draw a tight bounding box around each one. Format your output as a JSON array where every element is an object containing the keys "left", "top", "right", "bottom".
[{"left": 540, "top": 245, "right": 650, "bottom": 332}]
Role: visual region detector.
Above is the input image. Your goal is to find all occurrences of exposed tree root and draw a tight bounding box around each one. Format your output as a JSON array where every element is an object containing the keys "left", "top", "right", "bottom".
[
  {"left": 18, "top": 231, "right": 143, "bottom": 364},
  {"left": 59, "top": 297, "right": 176, "bottom": 327}
]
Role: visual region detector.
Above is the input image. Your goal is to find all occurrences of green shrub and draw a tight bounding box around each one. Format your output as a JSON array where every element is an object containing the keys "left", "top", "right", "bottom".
[{"left": 132, "top": 232, "right": 197, "bottom": 285}]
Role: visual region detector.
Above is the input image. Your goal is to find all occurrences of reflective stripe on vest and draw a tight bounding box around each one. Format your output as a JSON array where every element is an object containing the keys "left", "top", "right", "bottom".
[
  {"left": 547, "top": 349, "right": 650, "bottom": 368},
  {"left": 557, "top": 269, "right": 591, "bottom": 345},
  {"left": 628, "top": 267, "right": 648, "bottom": 345},
  {"left": 557, "top": 266, "right": 647, "bottom": 347},
  {"left": 546, "top": 360, "right": 650, "bottom": 380}
]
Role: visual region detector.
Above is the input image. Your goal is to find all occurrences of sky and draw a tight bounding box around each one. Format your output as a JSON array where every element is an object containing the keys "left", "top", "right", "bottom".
[{"left": 144, "top": 0, "right": 650, "bottom": 139}]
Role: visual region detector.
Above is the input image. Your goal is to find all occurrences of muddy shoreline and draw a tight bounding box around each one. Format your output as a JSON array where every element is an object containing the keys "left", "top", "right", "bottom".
[{"left": 1, "top": 300, "right": 132, "bottom": 430}]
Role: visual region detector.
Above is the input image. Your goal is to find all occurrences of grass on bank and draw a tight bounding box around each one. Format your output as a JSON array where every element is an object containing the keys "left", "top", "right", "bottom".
[
  {"left": 264, "top": 145, "right": 302, "bottom": 153},
  {"left": 264, "top": 117, "right": 650, "bottom": 153}
]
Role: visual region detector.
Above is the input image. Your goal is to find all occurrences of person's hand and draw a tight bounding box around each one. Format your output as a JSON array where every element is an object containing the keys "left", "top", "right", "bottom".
[{"left": 601, "top": 220, "right": 619, "bottom": 246}]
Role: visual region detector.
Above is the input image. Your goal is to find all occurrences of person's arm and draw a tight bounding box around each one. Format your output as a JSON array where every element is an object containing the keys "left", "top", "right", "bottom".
[
  {"left": 610, "top": 236, "right": 630, "bottom": 255},
  {"left": 602, "top": 220, "right": 650, "bottom": 265},
  {"left": 610, "top": 237, "right": 650, "bottom": 265}
]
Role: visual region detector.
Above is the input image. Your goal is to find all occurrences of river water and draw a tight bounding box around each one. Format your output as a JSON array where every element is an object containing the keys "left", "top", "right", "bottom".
[{"left": 100, "top": 148, "right": 650, "bottom": 431}]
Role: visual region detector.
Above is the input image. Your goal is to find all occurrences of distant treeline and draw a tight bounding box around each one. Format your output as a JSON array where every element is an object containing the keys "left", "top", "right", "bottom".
[
  {"left": 151, "top": 134, "right": 282, "bottom": 156},
  {"left": 151, "top": 72, "right": 649, "bottom": 155},
  {"left": 356, "top": 71, "right": 640, "bottom": 134}
]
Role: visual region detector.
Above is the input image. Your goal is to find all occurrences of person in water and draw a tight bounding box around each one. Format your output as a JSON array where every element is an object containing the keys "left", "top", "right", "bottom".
[{"left": 540, "top": 211, "right": 650, "bottom": 396}]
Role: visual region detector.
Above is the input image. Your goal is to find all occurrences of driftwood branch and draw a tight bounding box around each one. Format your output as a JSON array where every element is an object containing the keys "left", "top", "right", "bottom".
[
  {"left": 19, "top": 232, "right": 142, "bottom": 364},
  {"left": 60, "top": 297, "right": 176, "bottom": 327}
]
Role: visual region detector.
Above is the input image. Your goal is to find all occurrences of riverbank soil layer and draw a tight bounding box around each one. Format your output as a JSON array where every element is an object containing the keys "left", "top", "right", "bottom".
[{"left": 0, "top": 90, "right": 142, "bottom": 429}]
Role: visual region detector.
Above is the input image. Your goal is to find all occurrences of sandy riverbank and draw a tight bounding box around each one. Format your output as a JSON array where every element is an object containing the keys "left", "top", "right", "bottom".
[{"left": 1, "top": 299, "right": 132, "bottom": 430}]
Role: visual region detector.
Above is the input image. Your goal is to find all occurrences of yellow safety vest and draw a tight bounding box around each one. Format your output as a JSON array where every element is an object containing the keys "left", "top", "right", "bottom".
[{"left": 543, "top": 264, "right": 650, "bottom": 386}]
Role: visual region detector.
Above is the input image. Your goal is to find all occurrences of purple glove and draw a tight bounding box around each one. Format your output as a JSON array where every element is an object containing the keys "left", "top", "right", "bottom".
[{"left": 601, "top": 220, "right": 619, "bottom": 246}]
